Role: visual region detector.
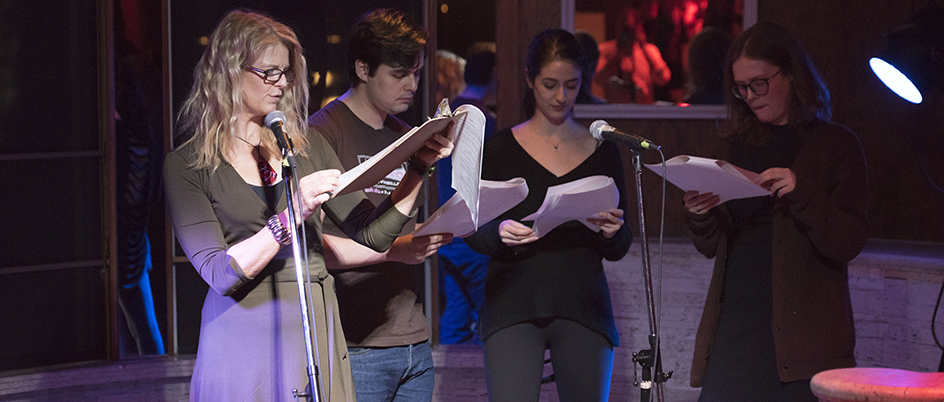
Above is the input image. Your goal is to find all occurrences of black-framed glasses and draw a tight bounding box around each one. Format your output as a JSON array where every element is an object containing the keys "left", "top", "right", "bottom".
[
  {"left": 246, "top": 66, "right": 295, "bottom": 83},
  {"left": 731, "top": 69, "right": 781, "bottom": 99}
]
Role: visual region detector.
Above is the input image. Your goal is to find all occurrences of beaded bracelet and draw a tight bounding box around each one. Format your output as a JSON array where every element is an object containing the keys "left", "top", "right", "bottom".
[
  {"left": 267, "top": 215, "right": 292, "bottom": 245},
  {"left": 407, "top": 155, "right": 436, "bottom": 179}
]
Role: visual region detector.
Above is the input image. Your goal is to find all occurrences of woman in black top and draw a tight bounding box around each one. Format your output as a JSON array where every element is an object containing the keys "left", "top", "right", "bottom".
[{"left": 465, "top": 28, "right": 633, "bottom": 401}]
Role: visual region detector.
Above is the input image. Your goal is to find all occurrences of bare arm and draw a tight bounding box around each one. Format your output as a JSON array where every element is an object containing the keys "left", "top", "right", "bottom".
[
  {"left": 322, "top": 233, "right": 453, "bottom": 270},
  {"left": 644, "top": 43, "right": 671, "bottom": 86}
]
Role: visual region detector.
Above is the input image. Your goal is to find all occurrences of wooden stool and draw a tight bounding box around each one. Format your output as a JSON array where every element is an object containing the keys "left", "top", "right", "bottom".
[{"left": 811, "top": 367, "right": 944, "bottom": 402}]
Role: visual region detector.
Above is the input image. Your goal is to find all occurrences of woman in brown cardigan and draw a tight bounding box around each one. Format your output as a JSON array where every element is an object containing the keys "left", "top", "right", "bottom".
[{"left": 682, "top": 22, "right": 868, "bottom": 401}]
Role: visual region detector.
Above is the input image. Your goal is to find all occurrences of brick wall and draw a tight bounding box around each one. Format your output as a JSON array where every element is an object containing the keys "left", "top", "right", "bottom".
[
  {"left": 3, "top": 240, "right": 941, "bottom": 402},
  {"left": 603, "top": 239, "right": 944, "bottom": 402}
]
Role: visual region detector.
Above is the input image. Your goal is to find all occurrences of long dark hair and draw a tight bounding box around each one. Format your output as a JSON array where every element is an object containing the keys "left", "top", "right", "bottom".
[
  {"left": 522, "top": 28, "right": 585, "bottom": 117},
  {"left": 721, "top": 22, "right": 831, "bottom": 146}
]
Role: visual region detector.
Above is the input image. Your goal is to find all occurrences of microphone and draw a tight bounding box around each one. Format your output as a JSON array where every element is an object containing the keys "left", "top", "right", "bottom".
[
  {"left": 265, "top": 110, "right": 292, "bottom": 152},
  {"left": 589, "top": 120, "right": 660, "bottom": 151}
]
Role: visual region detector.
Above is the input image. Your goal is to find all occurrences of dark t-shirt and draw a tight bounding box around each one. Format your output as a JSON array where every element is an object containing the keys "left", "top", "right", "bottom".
[{"left": 307, "top": 99, "right": 430, "bottom": 347}]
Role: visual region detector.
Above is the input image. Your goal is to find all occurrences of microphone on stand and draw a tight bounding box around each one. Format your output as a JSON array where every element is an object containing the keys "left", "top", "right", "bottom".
[
  {"left": 591, "top": 119, "right": 672, "bottom": 400},
  {"left": 589, "top": 119, "right": 660, "bottom": 151},
  {"left": 264, "top": 111, "right": 324, "bottom": 401},
  {"left": 265, "top": 110, "right": 300, "bottom": 184},
  {"left": 265, "top": 110, "right": 293, "bottom": 153}
]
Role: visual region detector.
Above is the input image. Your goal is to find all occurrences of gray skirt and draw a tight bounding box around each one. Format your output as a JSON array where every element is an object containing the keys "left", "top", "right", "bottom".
[{"left": 189, "top": 274, "right": 355, "bottom": 402}]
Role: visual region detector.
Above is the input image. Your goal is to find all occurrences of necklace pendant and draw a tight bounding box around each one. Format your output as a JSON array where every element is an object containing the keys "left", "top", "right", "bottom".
[
  {"left": 553, "top": 144, "right": 559, "bottom": 152},
  {"left": 258, "top": 158, "right": 278, "bottom": 186}
]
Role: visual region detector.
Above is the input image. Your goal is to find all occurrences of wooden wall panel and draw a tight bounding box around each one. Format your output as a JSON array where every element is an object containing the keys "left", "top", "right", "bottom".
[
  {"left": 495, "top": 0, "right": 562, "bottom": 129},
  {"left": 760, "top": 0, "right": 944, "bottom": 242}
]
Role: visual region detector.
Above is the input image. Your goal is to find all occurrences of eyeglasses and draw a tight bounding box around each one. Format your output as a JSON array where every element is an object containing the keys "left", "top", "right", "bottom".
[
  {"left": 731, "top": 69, "right": 781, "bottom": 99},
  {"left": 246, "top": 66, "right": 295, "bottom": 83}
]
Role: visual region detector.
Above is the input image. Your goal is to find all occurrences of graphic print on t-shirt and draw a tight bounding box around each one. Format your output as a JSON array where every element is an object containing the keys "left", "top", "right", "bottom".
[{"left": 357, "top": 154, "right": 407, "bottom": 195}]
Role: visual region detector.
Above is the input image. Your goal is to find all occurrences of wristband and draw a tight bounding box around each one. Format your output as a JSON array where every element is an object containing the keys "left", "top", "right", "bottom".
[
  {"left": 407, "top": 155, "right": 436, "bottom": 179},
  {"left": 267, "top": 215, "right": 292, "bottom": 245}
]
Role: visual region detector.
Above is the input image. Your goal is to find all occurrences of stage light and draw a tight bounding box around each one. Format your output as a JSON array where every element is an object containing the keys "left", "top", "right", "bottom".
[
  {"left": 870, "top": 57, "right": 923, "bottom": 104},
  {"left": 869, "top": 7, "right": 944, "bottom": 104}
]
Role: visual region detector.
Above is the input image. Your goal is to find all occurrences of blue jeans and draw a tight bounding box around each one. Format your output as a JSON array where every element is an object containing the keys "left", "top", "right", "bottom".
[
  {"left": 348, "top": 341, "right": 434, "bottom": 402},
  {"left": 439, "top": 250, "right": 488, "bottom": 345}
]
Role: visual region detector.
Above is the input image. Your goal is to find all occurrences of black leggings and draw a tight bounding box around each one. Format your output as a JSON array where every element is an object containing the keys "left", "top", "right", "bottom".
[{"left": 483, "top": 318, "right": 614, "bottom": 402}]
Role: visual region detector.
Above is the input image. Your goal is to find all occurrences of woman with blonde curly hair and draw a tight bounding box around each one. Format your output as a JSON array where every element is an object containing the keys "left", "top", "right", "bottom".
[
  {"left": 435, "top": 49, "right": 465, "bottom": 105},
  {"left": 164, "top": 9, "right": 451, "bottom": 401}
]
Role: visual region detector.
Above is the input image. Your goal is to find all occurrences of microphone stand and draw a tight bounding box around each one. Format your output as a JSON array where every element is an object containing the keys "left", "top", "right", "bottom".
[
  {"left": 279, "top": 143, "right": 325, "bottom": 402},
  {"left": 629, "top": 148, "right": 671, "bottom": 402}
]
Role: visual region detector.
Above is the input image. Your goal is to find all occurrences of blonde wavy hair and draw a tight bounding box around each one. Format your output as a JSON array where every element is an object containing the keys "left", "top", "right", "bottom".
[
  {"left": 435, "top": 50, "right": 465, "bottom": 104},
  {"left": 176, "top": 9, "right": 310, "bottom": 170}
]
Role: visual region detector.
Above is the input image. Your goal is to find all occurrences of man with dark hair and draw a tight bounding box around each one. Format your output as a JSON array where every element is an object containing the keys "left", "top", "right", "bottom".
[
  {"left": 436, "top": 42, "right": 496, "bottom": 345},
  {"left": 308, "top": 8, "right": 449, "bottom": 401}
]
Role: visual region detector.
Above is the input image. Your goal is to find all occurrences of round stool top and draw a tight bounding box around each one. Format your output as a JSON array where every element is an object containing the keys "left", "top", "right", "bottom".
[{"left": 811, "top": 367, "right": 944, "bottom": 402}]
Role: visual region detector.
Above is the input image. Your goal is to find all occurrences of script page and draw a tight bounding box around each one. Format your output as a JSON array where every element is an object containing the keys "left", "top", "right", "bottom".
[
  {"left": 522, "top": 175, "right": 618, "bottom": 238},
  {"left": 413, "top": 178, "right": 529, "bottom": 237},
  {"left": 645, "top": 155, "right": 770, "bottom": 203},
  {"left": 414, "top": 193, "right": 473, "bottom": 237},
  {"left": 448, "top": 104, "right": 486, "bottom": 225}
]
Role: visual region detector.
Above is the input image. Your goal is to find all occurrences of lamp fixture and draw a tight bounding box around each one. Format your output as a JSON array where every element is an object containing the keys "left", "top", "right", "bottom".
[{"left": 869, "top": 6, "right": 944, "bottom": 104}]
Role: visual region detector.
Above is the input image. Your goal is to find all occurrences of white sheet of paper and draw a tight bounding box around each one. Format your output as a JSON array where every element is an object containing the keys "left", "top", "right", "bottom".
[
  {"left": 645, "top": 155, "right": 770, "bottom": 203},
  {"left": 447, "top": 104, "right": 486, "bottom": 225},
  {"left": 414, "top": 178, "right": 529, "bottom": 237},
  {"left": 522, "top": 175, "right": 618, "bottom": 238},
  {"left": 410, "top": 101, "right": 494, "bottom": 237}
]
